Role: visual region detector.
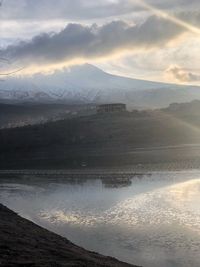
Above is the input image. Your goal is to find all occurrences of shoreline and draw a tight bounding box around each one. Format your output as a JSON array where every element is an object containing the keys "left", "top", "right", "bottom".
[
  {"left": 0, "top": 203, "right": 139, "bottom": 267},
  {"left": 0, "top": 164, "right": 200, "bottom": 177}
]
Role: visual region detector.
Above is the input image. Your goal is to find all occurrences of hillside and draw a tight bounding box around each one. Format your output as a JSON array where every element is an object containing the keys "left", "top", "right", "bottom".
[
  {"left": 1, "top": 101, "right": 200, "bottom": 169},
  {"left": 0, "top": 103, "right": 95, "bottom": 128},
  {"left": 0, "top": 204, "right": 137, "bottom": 267}
]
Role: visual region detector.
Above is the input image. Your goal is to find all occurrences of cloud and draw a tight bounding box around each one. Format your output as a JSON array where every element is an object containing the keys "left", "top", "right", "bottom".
[
  {"left": 137, "top": 0, "right": 200, "bottom": 11},
  {"left": 0, "top": 0, "right": 134, "bottom": 20},
  {"left": 1, "top": 16, "right": 185, "bottom": 73},
  {"left": 166, "top": 65, "right": 200, "bottom": 83},
  {"left": 1, "top": 0, "right": 200, "bottom": 21},
  {"left": 1, "top": 1, "right": 200, "bottom": 81}
]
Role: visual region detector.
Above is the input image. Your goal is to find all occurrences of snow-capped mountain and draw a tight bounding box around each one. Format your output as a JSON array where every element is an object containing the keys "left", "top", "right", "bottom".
[{"left": 1, "top": 64, "right": 200, "bottom": 108}]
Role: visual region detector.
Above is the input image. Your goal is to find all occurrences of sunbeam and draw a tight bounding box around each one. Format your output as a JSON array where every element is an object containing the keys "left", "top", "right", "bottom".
[
  {"left": 133, "top": 0, "right": 200, "bottom": 35},
  {"left": 155, "top": 108, "right": 200, "bottom": 139}
]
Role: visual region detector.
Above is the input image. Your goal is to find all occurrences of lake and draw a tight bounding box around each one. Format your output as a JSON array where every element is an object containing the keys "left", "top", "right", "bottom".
[{"left": 0, "top": 171, "right": 200, "bottom": 267}]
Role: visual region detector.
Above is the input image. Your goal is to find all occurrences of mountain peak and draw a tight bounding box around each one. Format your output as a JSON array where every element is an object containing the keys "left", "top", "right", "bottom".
[{"left": 0, "top": 64, "right": 200, "bottom": 108}]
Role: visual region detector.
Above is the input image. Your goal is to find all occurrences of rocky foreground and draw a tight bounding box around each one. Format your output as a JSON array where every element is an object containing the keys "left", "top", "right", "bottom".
[{"left": 0, "top": 204, "right": 139, "bottom": 267}]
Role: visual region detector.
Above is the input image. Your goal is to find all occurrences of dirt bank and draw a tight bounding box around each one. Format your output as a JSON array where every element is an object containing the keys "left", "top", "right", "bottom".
[{"left": 0, "top": 204, "right": 140, "bottom": 267}]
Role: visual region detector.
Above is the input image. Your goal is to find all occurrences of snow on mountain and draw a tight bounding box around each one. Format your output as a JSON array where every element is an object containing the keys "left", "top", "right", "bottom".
[{"left": 1, "top": 64, "right": 200, "bottom": 108}]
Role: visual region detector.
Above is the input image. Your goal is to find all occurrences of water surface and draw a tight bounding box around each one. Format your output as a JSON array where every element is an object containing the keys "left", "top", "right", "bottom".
[{"left": 0, "top": 171, "right": 200, "bottom": 267}]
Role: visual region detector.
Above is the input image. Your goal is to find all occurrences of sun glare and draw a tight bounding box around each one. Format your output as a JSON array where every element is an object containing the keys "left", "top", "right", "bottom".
[{"left": 133, "top": 0, "right": 200, "bottom": 35}]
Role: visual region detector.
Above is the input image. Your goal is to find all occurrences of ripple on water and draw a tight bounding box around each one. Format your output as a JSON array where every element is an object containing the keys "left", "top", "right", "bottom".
[{"left": 1, "top": 172, "right": 200, "bottom": 267}]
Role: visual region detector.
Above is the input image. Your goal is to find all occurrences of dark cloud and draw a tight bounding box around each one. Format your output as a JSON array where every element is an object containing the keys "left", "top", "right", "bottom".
[
  {"left": 144, "top": 0, "right": 200, "bottom": 11},
  {"left": 167, "top": 66, "right": 200, "bottom": 82},
  {"left": 1, "top": 0, "right": 200, "bottom": 21},
  {"left": 1, "top": 16, "right": 184, "bottom": 69},
  {"left": 0, "top": 0, "right": 135, "bottom": 20}
]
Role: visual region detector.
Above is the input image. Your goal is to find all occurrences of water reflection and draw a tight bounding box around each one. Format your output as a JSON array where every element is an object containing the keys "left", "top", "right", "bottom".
[{"left": 0, "top": 171, "right": 200, "bottom": 267}]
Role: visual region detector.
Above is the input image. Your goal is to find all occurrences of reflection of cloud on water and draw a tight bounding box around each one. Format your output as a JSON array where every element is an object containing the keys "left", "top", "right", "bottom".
[
  {"left": 168, "top": 179, "right": 200, "bottom": 206},
  {"left": 165, "top": 179, "right": 200, "bottom": 233},
  {"left": 40, "top": 178, "right": 200, "bottom": 236},
  {"left": 1, "top": 173, "right": 200, "bottom": 267}
]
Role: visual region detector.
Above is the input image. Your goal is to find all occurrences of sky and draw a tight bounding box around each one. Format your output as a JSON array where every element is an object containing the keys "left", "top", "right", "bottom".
[{"left": 1, "top": 0, "right": 200, "bottom": 84}]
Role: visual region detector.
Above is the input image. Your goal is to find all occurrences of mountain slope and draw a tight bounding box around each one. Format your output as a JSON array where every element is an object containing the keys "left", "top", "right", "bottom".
[{"left": 1, "top": 64, "right": 200, "bottom": 108}]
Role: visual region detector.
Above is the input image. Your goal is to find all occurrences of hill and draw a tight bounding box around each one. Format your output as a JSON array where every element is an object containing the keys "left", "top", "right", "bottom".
[
  {"left": 0, "top": 103, "right": 95, "bottom": 128},
  {"left": 1, "top": 101, "right": 200, "bottom": 169}
]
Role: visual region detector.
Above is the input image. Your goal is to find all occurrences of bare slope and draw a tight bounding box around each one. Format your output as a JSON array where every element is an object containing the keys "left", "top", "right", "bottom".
[{"left": 0, "top": 204, "right": 138, "bottom": 267}]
